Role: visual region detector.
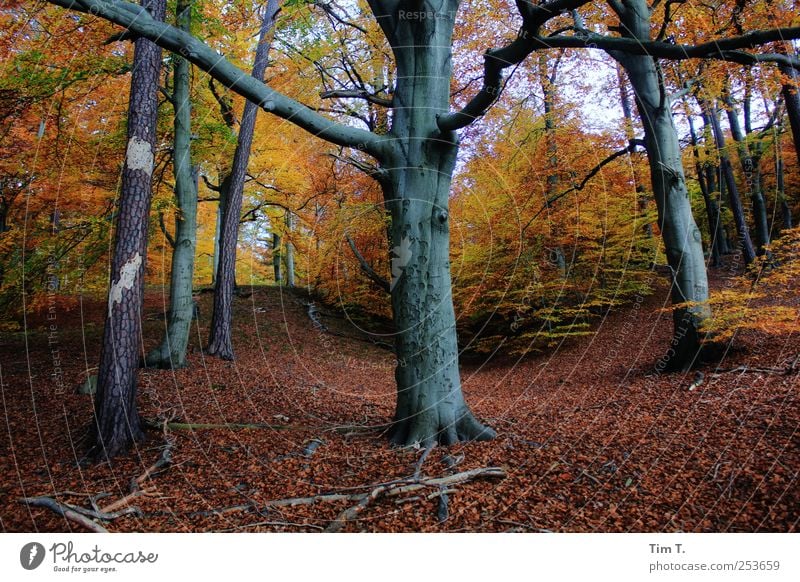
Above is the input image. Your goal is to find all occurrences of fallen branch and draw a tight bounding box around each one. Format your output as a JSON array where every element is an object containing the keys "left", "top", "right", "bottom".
[
  {"left": 325, "top": 483, "right": 389, "bottom": 532},
  {"left": 19, "top": 497, "right": 109, "bottom": 533}
]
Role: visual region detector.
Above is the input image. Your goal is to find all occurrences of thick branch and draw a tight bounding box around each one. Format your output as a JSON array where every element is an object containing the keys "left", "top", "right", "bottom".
[
  {"left": 439, "top": 13, "right": 800, "bottom": 131},
  {"left": 320, "top": 89, "right": 393, "bottom": 107},
  {"left": 48, "top": 0, "right": 388, "bottom": 158},
  {"left": 534, "top": 30, "right": 800, "bottom": 68}
]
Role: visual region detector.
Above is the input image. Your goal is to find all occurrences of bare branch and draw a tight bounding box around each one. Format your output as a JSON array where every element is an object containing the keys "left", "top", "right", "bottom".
[{"left": 345, "top": 234, "right": 390, "bottom": 292}]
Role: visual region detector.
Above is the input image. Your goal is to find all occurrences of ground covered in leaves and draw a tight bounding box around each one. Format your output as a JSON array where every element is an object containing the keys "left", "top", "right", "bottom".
[{"left": 1, "top": 271, "right": 798, "bottom": 532}]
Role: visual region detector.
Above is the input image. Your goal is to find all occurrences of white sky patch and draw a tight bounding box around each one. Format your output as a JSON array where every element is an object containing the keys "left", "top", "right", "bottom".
[
  {"left": 126, "top": 136, "right": 153, "bottom": 175},
  {"left": 108, "top": 253, "right": 142, "bottom": 317}
]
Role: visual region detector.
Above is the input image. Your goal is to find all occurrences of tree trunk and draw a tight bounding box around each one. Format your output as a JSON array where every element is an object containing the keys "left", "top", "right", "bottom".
[
  {"left": 272, "top": 232, "right": 282, "bottom": 284},
  {"left": 723, "top": 96, "right": 770, "bottom": 253},
  {"left": 704, "top": 102, "right": 757, "bottom": 265},
  {"left": 92, "top": 0, "right": 165, "bottom": 459},
  {"left": 617, "top": 63, "right": 652, "bottom": 238},
  {"left": 686, "top": 109, "right": 723, "bottom": 267},
  {"left": 780, "top": 64, "right": 800, "bottom": 167},
  {"left": 284, "top": 212, "right": 295, "bottom": 287},
  {"left": 207, "top": 0, "right": 279, "bottom": 359},
  {"left": 381, "top": 2, "right": 494, "bottom": 446},
  {"left": 145, "top": 0, "right": 197, "bottom": 369},
  {"left": 211, "top": 184, "right": 223, "bottom": 287},
  {"left": 776, "top": 156, "right": 792, "bottom": 231},
  {"left": 539, "top": 53, "right": 566, "bottom": 276},
  {"left": 611, "top": 0, "right": 710, "bottom": 370}
]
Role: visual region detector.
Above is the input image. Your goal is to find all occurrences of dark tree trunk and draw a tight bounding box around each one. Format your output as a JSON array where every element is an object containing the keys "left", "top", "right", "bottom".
[
  {"left": 92, "top": 0, "right": 165, "bottom": 460},
  {"left": 284, "top": 213, "right": 295, "bottom": 287},
  {"left": 611, "top": 0, "right": 710, "bottom": 370},
  {"left": 146, "top": 0, "right": 197, "bottom": 369},
  {"left": 617, "top": 63, "right": 652, "bottom": 238},
  {"left": 539, "top": 53, "right": 566, "bottom": 275},
  {"left": 272, "top": 232, "right": 282, "bottom": 284},
  {"left": 207, "top": 0, "right": 280, "bottom": 360},
  {"left": 776, "top": 157, "right": 793, "bottom": 231},
  {"left": 686, "top": 109, "right": 723, "bottom": 267},
  {"left": 780, "top": 64, "right": 800, "bottom": 167},
  {"left": 704, "top": 101, "right": 757, "bottom": 265},
  {"left": 723, "top": 96, "right": 770, "bottom": 253}
]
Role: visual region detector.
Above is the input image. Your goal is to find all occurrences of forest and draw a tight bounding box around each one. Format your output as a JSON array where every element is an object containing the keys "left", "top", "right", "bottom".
[{"left": 0, "top": 0, "right": 798, "bottom": 533}]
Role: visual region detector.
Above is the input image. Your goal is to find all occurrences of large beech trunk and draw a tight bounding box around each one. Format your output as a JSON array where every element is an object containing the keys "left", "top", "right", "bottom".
[
  {"left": 381, "top": 2, "right": 493, "bottom": 446},
  {"left": 92, "top": 0, "right": 165, "bottom": 459},
  {"left": 146, "top": 0, "right": 197, "bottom": 369},
  {"left": 612, "top": 0, "right": 710, "bottom": 370}
]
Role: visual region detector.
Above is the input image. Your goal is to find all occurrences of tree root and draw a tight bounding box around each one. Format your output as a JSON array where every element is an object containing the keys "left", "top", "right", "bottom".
[
  {"left": 18, "top": 497, "right": 110, "bottom": 533},
  {"left": 257, "top": 466, "right": 507, "bottom": 532},
  {"left": 20, "top": 425, "right": 175, "bottom": 531}
]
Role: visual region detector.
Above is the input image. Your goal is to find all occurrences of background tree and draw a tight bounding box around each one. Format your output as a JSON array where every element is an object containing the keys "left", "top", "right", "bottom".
[{"left": 145, "top": 0, "right": 197, "bottom": 369}]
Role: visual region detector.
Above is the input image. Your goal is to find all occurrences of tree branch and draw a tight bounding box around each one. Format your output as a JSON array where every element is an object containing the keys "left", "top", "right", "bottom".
[
  {"left": 520, "top": 139, "right": 645, "bottom": 236},
  {"left": 47, "top": 0, "right": 389, "bottom": 158},
  {"left": 320, "top": 89, "right": 393, "bottom": 107},
  {"left": 534, "top": 29, "right": 800, "bottom": 69},
  {"left": 345, "top": 234, "right": 390, "bottom": 292}
]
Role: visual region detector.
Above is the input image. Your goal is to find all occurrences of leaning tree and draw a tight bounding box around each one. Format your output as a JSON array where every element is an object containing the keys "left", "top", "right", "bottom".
[{"left": 48, "top": 0, "right": 800, "bottom": 450}]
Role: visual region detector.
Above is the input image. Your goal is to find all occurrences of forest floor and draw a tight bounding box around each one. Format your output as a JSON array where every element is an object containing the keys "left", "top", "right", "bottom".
[{"left": 1, "top": 268, "right": 798, "bottom": 533}]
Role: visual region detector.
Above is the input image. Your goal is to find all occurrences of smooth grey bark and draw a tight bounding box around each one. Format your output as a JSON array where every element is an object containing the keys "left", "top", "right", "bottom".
[
  {"left": 92, "top": 0, "right": 165, "bottom": 459},
  {"left": 610, "top": 0, "right": 710, "bottom": 369},
  {"left": 704, "top": 101, "right": 757, "bottom": 265},
  {"left": 207, "top": 0, "right": 280, "bottom": 360},
  {"left": 723, "top": 94, "right": 770, "bottom": 253},
  {"left": 145, "top": 0, "right": 197, "bottom": 369},
  {"left": 376, "top": 2, "right": 494, "bottom": 445}
]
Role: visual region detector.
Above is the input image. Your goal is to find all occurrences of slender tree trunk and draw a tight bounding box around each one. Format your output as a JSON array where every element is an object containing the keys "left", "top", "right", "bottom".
[
  {"left": 284, "top": 212, "right": 295, "bottom": 287},
  {"left": 611, "top": 0, "right": 710, "bottom": 370},
  {"left": 704, "top": 101, "right": 757, "bottom": 265},
  {"left": 779, "top": 64, "right": 800, "bottom": 167},
  {"left": 211, "top": 186, "right": 223, "bottom": 287},
  {"left": 92, "top": 0, "right": 165, "bottom": 459},
  {"left": 382, "top": 2, "right": 493, "bottom": 445},
  {"left": 207, "top": 0, "right": 280, "bottom": 359},
  {"left": 617, "top": 63, "right": 652, "bottom": 237},
  {"left": 272, "top": 232, "right": 282, "bottom": 284},
  {"left": 723, "top": 95, "right": 770, "bottom": 253},
  {"left": 776, "top": 155, "right": 792, "bottom": 231},
  {"left": 539, "top": 53, "right": 566, "bottom": 276},
  {"left": 686, "top": 109, "right": 723, "bottom": 267},
  {"left": 146, "top": 0, "right": 197, "bottom": 369}
]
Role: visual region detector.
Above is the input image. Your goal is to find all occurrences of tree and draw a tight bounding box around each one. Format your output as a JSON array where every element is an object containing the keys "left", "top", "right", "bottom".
[
  {"left": 145, "top": 0, "right": 197, "bottom": 369},
  {"left": 44, "top": 0, "right": 800, "bottom": 445},
  {"left": 206, "top": 0, "right": 280, "bottom": 360},
  {"left": 92, "top": 0, "right": 165, "bottom": 458}
]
